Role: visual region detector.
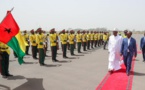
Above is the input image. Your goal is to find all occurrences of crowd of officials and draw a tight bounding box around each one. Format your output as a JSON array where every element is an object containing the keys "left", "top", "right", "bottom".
[{"left": 0, "top": 28, "right": 110, "bottom": 78}]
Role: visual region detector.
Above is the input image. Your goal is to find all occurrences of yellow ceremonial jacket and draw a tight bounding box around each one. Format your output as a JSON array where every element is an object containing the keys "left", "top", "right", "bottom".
[
  {"left": 0, "top": 42, "right": 10, "bottom": 54},
  {"left": 87, "top": 33, "right": 91, "bottom": 40},
  {"left": 103, "top": 34, "right": 108, "bottom": 41},
  {"left": 60, "top": 34, "right": 67, "bottom": 44},
  {"left": 29, "top": 34, "right": 37, "bottom": 46},
  {"left": 68, "top": 34, "right": 75, "bottom": 44},
  {"left": 76, "top": 34, "right": 82, "bottom": 42},
  {"left": 94, "top": 33, "right": 98, "bottom": 40},
  {"left": 36, "top": 34, "right": 45, "bottom": 48},
  {"left": 23, "top": 33, "right": 29, "bottom": 44},
  {"left": 90, "top": 33, "right": 94, "bottom": 40},
  {"left": 49, "top": 34, "right": 57, "bottom": 46},
  {"left": 82, "top": 34, "right": 87, "bottom": 42}
]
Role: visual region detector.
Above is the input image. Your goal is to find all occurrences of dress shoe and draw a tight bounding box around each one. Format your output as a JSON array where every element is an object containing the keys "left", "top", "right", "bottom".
[
  {"left": 42, "top": 63, "right": 46, "bottom": 65},
  {"left": 33, "top": 57, "right": 38, "bottom": 60},
  {"left": 53, "top": 59, "right": 59, "bottom": 62},
  {"left": 63, "top": 56, "right": 68, "bottom": 58},
  {"left": 2, "top": 75, "right": 7, "bottom": 78},
  {"left": 6, "top": 74, "right": 13, "bottom": 77}
]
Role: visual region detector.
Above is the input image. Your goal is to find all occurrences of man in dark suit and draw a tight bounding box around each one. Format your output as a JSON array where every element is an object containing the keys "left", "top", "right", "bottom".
[
  {"left": 120, "top": 31, "right": 137, "bottom": 76},
  {"left": 140, "top": 33, "right": 145, "bottom": 62}
]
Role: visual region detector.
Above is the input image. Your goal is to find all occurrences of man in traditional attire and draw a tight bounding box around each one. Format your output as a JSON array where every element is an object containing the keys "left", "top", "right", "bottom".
[{"left": 108, "top": 28, "right": 123, "bottom": 73}]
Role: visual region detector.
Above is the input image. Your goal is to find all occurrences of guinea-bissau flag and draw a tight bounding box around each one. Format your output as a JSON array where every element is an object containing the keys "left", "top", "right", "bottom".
[{"left": 0, "top": 11, "right": 27, "bottom": 64}]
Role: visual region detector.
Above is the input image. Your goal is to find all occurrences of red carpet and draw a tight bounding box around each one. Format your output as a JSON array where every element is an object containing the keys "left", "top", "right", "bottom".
[{"left": 96, "top": 59, "right": 135, "bottom": 90}]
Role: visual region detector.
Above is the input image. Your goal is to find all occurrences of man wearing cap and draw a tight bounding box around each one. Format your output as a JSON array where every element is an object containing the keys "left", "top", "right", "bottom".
[
  {"left": 68, "top": 30, "right": 75, "bottom": 55},
  {"left": 103, "top": 32, "right": 108, "bottom": 50},
  {"left": 60, "top": 29, "right": 68, "bottom": 58},
  {"left": 108, "top": 28, "right": 123, "bottom": 74},
  {"left": 90, "top": 31, "right": 94, "bottom": 49},
  {"left": 65, "top": 30, "right": 70, "bottom": 50},
  {"left": 0, "top": 42, "right": 13, "bottom": 78},
  {"left": 49, "top": 28, "right": 59, "bottom": 62},
  {"left": 122, "top": 30, "right": 128, "bottom": 38},
  {"left": 94, "top": 31, "right": 98, "bottom": 48},
  {"left": 29, "top": 29, "right": 38, "bottom": 59},
  {"left": 76, "top": 30, "right": 82, "bottom": 53},
  {"left": 36, "top": 28, "right": 46, "bottom": 65},
  {"left": 23, "top": 30, "right": 30, "bottom": 55},
  {"left": 87, "top": 31, "right": 91, "bottom": 50},
  {"left": 82, "top": 30, "right": 87, "bottom": 51}
]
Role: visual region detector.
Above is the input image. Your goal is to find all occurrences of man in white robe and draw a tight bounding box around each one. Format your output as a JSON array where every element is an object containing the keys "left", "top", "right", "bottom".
[{"left": 108, "top": 28, "right": 123, "bottom": 73}]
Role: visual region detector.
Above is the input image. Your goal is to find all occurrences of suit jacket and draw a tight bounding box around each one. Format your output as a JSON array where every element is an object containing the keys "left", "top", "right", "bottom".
[
  {"left": 140, "top": 37, "right": 145, "bottom": 49},
  {"left": 120, "top": 37, "right": 137, "bottom": 57}
]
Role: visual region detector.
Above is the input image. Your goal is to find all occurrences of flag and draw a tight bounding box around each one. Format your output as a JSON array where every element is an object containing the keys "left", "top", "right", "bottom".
[{"left": 0, "top": 11, "right": 26, "bottom": 64}]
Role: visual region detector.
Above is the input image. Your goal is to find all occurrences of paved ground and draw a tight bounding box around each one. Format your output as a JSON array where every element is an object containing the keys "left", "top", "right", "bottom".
[{"left": 0, "top": 34, "right": 145, "bottom": 90}]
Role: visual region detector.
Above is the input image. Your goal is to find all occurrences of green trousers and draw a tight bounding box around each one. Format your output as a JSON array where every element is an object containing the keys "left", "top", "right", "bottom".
[
  {"left": 38, "top": 49, "right": 45, "bottom": 64},
  {"left": 1, "top": 52, "right": 9, "bottom": 76},
  {"left": 70, "top": 44, "right": 75, "bottom": 55},
  {"left": 77, "top": 42, "right": 82, "bottom": 53}
]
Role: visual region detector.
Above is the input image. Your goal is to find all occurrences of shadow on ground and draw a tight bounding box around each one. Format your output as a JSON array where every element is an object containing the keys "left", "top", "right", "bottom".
[
  {"left": 0, "top": 84, "right": 11, "bottom": 90},
  {"left": 13, "top": 78, "right": 45, "bottom": 90}
]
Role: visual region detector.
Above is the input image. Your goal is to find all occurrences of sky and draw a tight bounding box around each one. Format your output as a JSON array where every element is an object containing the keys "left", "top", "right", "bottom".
[{"left": 0, "top": 0, "right": 145, "bottom": 31}]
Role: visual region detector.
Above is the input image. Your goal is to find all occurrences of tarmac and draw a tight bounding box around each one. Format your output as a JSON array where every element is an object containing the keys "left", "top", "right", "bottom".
[{"left": 0, "top": 34, "right": 145, "bottom": 90}]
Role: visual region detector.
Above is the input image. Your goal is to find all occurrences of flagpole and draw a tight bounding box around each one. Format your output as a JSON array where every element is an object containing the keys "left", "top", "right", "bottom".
[{"left": 10, "top": 7, "right": 14, "bottom": 12}]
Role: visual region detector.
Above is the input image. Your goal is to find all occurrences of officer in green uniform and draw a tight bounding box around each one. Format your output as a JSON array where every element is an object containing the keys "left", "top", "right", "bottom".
[{"left": 0, "top": 42, "right": 13, "bottom": 78}]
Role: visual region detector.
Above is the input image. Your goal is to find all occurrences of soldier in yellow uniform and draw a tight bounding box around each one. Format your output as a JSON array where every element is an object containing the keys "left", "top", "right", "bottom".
[
  {"left": 94, "top": 31, "right": 97, "bottom": 48},
  {"left": 82, "top": 30, "right": 87, "bottom": 51},
  {"left": 0, "top": 42, "right": 13, "bottom": 78},
  {"left": 97, "top": 32, "right": 101, "bottom": 47},
  {"left": 100, "top": 31, "right": 104, "bottom": 45},
  {"left": 36, "top": 28, "right": 46, "bottom": 65},
  {"left": 23, "top": 30, "right": 30, "bottom": 55},
  {"left": 103, "top": 32, "right": 108, "bottom": 50},
  {"left": 122, "top": 30, "right": 128, "bottom": 38},
  {"left": 29, "top": 29, "right": 38, "bottom": 59},
  {"left": 90, "top": 31, "right": 94, "bottom": 49},
  {"left": 68, "top": 30, "right": 75, "bottom": 55},
  {"left": 76, "top": 30, "right": 82, "bottom": 53},
  {"left": 87, "top": 31, "right": 91, "bottom": 50},
  {"left": 66, "top": 30, "right": 70, "bottom": 50},
  {"left": 49, "top": 29, "right": 59, "bottom": 62},
  {"left": 60, "top": 29, "right": 68, "bottom": 58}
]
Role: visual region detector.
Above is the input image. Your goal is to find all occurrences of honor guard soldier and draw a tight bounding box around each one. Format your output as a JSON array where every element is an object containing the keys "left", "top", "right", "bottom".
[
  {"left": 49, "top": 28, "right": 59, "bottom": 62},
  {"left": 98, "top": 31, "right": 101, "bottom": 47},
  {"left": 66, "top": 30, "right": 70, "bottom": 50},
  {"left": 36, "top": 28, "right": 46, "bottom": 66},
  {"left": 82, "top": 30, "right": 87, "bottom": 51},
  {"left": 68, "top": 30, "right": 75, "bottom": 55},
  {"left": 103, "top": 32, "right": 108, "bottom": 50},
  {"left": 123, "top": 30, "right": 128, "bottom": 38},
  {"left": 87, "top": 31, "right": 91, "bottom": 50},
  {"left": 76, "top": 30, "right": 82, "bottom": 53},
  {"left": 94, "top": 31, "right": 98, "bottom": 48},
  {"left": 23, "top": 30, "right": 30, "bottom": 55},
  {"left": 29, "top": 29, "right": 38, "bottom": 59},
  {"left": 60, "top": 29, "right": 68, "bottom": 58},
  {"left": 0, "top": 42, "right": 13, "bottom": 78},
  {"left": 90, "top": 31, "right": 94, "bottom": 49}
]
